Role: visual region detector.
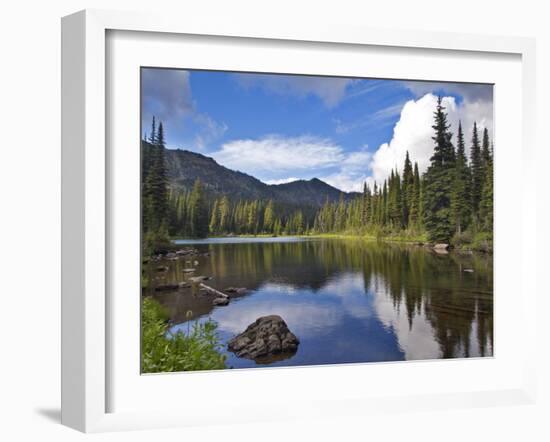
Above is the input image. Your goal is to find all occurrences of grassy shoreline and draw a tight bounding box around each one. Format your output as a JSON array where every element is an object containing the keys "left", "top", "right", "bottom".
[
  {"left": 168, "top": 231, "right": 491, "bottom": 253},
  {"left": 171, "top": 231, "right": 428, "bottom": 244}
]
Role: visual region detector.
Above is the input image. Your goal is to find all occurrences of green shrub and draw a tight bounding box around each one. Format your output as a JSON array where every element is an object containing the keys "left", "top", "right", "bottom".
[
  {"left": 471, "top": 231, "right": 493, "bottom": 253},
  {"left": 451, "top": 230, "right": 473, "bottom": 247},
  {"left": 143, "top": 224, "right": 172, "bottom": 256},
  {"left": 141, "top": 297, "right": 227, "bottom": 373}
]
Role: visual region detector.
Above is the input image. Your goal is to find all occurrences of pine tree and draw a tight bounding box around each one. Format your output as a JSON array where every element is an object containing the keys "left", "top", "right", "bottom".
[
  {"left": 409, "top": 162, "right": 421, "bottom": 228},
  {"left": 209, "top": 199, "right": 219, "bottom": 234},
  {"left": 479, "top": 133, "right": 493, "bottom": 233},
  {"left": 482, "top": 127, "right": 491, "bottom": 170},
  {"left": 402, "top": 151, "right": 414, "bottom": 227},
  {"left": 388, "top": 169, "right": 402, "bottom": 228},
  {"left": 189, "top": 179, "right": 208, "bottom": 238},
  {"left": 451, "top": 122, "right": 472, "bottom": 234},
  {"left": 273, "top": 218, "right": 282, "bottom": 236},
  {"left": 335, "top": 194, "right": 346, "bottom": 231},
  {"left": 142, "top": 119, "right": 168, "bottom": 232},
  {"left": 218, "top": 196, "right": 230, "bottom": 233},
  {"left": 470, "top": 122, "right": 483, "bottom": 218},
  {"left": 423, "top": 97, "right": 455, "bottom": 242},
  {"left": 361, "top": 182, "right": 370, "bottom": 226},
  {"left": 263, "top": 200, "right": 275, "bottom": 233},
  {"left": 149, "top": 116, "right": 157, "bottom": 144},
  {"left": 479, "top": 159, "right": 493, "bottom": 232}
]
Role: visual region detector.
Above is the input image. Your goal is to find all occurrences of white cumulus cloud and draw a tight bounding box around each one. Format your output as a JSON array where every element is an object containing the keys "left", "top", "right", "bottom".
[{"left": 369, "top": 93, "right": 493, "bottom": 186}]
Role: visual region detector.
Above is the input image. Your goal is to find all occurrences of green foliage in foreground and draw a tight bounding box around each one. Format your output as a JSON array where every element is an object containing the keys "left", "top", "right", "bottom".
[{"left": 141, "top": 297, "right": 226, "bottom": 373}]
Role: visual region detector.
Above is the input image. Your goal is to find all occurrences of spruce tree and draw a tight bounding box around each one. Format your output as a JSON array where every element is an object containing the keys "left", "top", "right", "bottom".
[
  {"left": 423, "top": 97, "right": 455, "bottom": 242},
  {"left": 209, "top": 199, "right": 219, "bottom": 234},
  {"left": 409, "top": 162, "right": 421, "bottom": 228},
  {"left": 149, "top": 116, "right": 157, "bottom": 144},
  {"left": 361, "top": 182, "right": 370, "bottom": 226},
  {"left": 142, "top": 119, "right": 169, "bottom": 233},
  {"left": 263, "top": 200, "right": 275, "bottom": 233},
  {"left": 402, "top": 151, "right": 414, "bottom": 227},
  {"left": 482, "top": 127, "right": 491, "bottom": 170},
  {"left": 470, "top": 122, "right": 483, "bottom": 218},
  {"left": 189, "top": 179, "right": 209, "bottom": 238},
  {"left": 479, "top": 134, "right": 493, "bottom": 233},
  {"left": 218, "top": 196, "right": 230, "bottom": 233},
  {"left": 479, "top": 159, "right": 493, "bottom": 233},
  {"left": 451, "top": 122, "right": 472, "bottom": 234}
]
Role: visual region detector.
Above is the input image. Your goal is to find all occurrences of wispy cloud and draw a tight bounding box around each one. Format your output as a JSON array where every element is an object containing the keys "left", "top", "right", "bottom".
[
  {"left": 264, "top": 177, "right": 300, "bottom": 185},
  {"left": 401, "top": 80, "right": 493, "bottom": 102},
  {"left": 344, "top": 80, "right": 385, "bottom": 100},
  {"left": 334, "top": 101, "right": 405, "bottom": 134},
  {"left": 211, "top": 135, "right": 372, "bottom": 192},
  {"left": 192, "top": 113, "right": 228, "bottom": 150},
  {"left": 233, "top": 73, "right": 356, "bottom": 108},
  {"left": 212, "top": 135, "right": 344, "bottom": 175},
  {"left": 319, "top": 145, "right": 372, "bottom": 192}
]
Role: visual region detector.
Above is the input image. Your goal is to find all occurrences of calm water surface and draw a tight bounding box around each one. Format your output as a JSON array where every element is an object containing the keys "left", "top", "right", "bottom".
[{"left": 146, "top": 237, "right": 493, "bottom": 369}]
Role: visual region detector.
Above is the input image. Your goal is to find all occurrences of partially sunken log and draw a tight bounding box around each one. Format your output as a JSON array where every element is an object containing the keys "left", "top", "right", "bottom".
[
  {"left": 188, "top": 276, "right": 211, "bottom": 283},
  {"left": 199, "top": 283, "right": 228, "bottom": 298},
  {"left": 224, "top": 287, "right": 249, "bottom": 295},
  {"left": 228, "top": 315, "right": 299, "bottom": 360}
]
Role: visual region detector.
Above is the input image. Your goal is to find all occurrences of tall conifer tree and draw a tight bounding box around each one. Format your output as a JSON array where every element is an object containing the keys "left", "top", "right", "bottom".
[
  {"left": 423, "top": 97, "right": 455, "bottom": 242},
  {"left": 470, "top": 122, "right": 484, "bottom": 217},
  {"left": 451, "top": 122, "right": 472, "bottom": 234}
]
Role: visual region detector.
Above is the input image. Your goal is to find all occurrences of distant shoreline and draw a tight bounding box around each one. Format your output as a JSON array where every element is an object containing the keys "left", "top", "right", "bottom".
[{"left": 169, "top": 232, "right": 492, "bottom": 254}]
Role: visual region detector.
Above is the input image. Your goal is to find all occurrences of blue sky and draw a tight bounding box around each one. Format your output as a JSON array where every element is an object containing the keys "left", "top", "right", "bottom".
[{"left": 141, "top": 68, "right": 493, "bottom": 192}]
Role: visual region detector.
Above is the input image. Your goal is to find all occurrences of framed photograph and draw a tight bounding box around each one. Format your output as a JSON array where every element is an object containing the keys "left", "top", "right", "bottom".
[{"left": 61, "top": 9, "right": 537, "bottom": 432}]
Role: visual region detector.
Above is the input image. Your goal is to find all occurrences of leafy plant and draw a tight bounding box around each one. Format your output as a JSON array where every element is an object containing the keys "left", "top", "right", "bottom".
[{"left": 141, "top": 297, "right": 226, "bottom": 373}]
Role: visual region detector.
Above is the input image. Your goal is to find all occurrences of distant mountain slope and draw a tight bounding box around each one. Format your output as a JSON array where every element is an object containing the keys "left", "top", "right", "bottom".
[
  {"left": 273, "top": 178, "right": 352, "bottom": 207},
  {"left": 143, "top": 142, "right": 359, "bottom": 207}
]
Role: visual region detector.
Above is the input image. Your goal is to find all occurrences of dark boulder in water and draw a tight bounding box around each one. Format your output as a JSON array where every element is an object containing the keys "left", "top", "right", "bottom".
[{"left": 228, "top": 315, "right": 299, "bottom": 361}]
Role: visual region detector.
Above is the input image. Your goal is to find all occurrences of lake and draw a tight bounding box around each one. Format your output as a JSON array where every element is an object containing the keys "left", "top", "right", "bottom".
[{"left": 145, "top": 237, "right": 493, "bottom": 369}]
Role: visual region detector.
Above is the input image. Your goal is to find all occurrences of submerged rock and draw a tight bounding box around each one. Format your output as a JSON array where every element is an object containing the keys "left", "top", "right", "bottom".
[
  {"left": 228, "top": 315, "right": 299, "bottom": 360},
  {"left": 212, "top": 297, "right": 229, "bottom": 306},
  {"left": 154, "top": 283, "right": 179, "bottom": 292}
]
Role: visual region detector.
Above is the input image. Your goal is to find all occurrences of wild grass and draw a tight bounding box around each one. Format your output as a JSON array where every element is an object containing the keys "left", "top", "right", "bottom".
[{"left": 141, "top": 297, "right": 227, "bottom": 373}]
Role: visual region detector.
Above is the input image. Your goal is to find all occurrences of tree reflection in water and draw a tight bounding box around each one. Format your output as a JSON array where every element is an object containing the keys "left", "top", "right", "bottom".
[{"left": 149, "top": 238, "right": 493, "bottom": 367}]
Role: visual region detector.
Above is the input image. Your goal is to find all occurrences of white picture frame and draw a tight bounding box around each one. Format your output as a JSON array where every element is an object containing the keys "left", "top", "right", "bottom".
[{"left": 61, "top": 9, "right": 537, "bottom": 433}]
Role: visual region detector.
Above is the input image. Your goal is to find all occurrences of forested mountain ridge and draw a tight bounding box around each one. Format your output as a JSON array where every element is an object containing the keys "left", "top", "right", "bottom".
[{"left": 143, "top": 141, "right": 358, "bottom": 206}]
